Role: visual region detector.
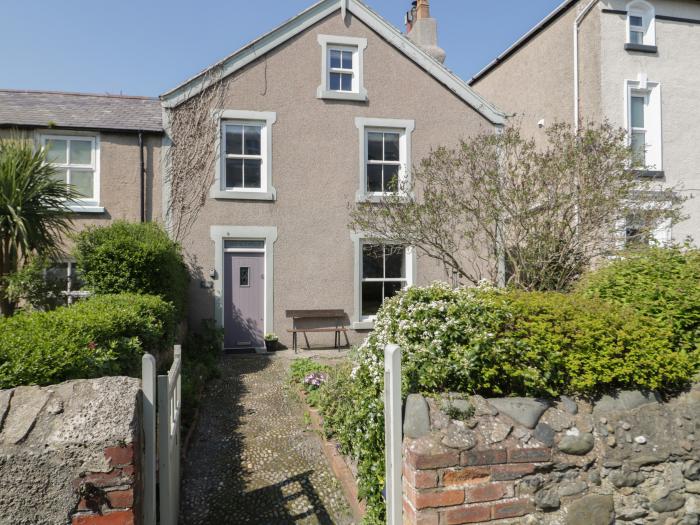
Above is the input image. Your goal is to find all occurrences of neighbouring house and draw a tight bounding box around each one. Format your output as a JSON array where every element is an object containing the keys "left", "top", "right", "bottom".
[
  {"left": 0, "top": 89, "right": 163, "bottom": 299},
  {"left": 160, "top": 0, "right": 506, "bottom": 351},
  {"left": 469, "top": 0, "right": 700, "bottom": 246}
]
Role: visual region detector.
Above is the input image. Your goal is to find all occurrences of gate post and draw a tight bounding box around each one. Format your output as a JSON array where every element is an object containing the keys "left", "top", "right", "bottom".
[
  {"left": 141, "top": 353, "right": 156, "bottom": 525},
  {"left": 384, "top": 344, "right": 403, "bottom": 525}
]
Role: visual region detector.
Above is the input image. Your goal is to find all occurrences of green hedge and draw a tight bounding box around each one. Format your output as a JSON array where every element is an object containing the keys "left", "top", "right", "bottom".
[
  {"left": 578, "top": 245, "right": 700, "bottom": 352},
  {"left": 0, "top": 294, "right": 175, "bottom": 389},
  {"left": 73, "top": 221, "right": 189, "bottom": 317},
  {"left": 320, "top": 283, "right": 698, "bottom": 523}
]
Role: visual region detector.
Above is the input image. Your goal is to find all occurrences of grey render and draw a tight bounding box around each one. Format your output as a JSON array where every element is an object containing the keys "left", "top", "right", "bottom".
[{"left": 470, "top": 0, "right": 700, "bottom": 243}]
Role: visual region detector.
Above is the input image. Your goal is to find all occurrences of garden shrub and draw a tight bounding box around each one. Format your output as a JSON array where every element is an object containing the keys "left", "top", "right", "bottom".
[
  {"left": 578, "top": 245, "right": 700, "bottom": 352},
  {"left": 0, "top": 293, "right": 175, "bottom": 388},
  {"left": 73, "top": 221, "right": 189, "bottom": 317},
  {"left": 320, "top": 283, "right": 698, "bottom": 523}
]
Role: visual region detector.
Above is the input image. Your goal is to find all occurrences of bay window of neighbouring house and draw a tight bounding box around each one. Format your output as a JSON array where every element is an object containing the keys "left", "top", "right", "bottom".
[
  {"left": 42, "top": 135, "right": 100, "bottom": 210},
  {"left": 626, "top": 1, "right": 656, "bottom": 48},
  {"left": 626, "top": 80, "right": 662, "bottom": 172},
  {"left": 317, "top": 35, "right": 367, "bottom": 101},
  {"left": 361, "top": 243, "right": 408, "bottom": 318}
]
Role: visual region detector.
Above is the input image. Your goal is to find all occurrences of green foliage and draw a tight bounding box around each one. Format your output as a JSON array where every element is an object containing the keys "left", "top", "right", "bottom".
[
  {"left": 289, "top": 358, "right": 332, "bottom": 408},
  {"left": 0, "top": 293, "right": 175, "bottom": 389},
  {"left": 73, "top": 221, "right": 189, "bottom": 317},
  {"left": 0, "top": 137, "right": 78, "bottom": 316},
  {"left": 319, "top": 283, "right": 698, "bottom": 523},
  {"left": 264, "top": 333, "right": 279, "bottom": 342},
  {"left": 3, "top": 257, "right": 66, "bottom": 311},
  {"left": 578, "top": 245, "right": 700, "bottom": 352},
  {"left": 181, "top": 320, "right": 223, "bottom": 435}
]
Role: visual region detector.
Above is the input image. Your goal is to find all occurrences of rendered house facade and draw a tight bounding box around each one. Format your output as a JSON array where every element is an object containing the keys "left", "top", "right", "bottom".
[
  {"left": 160, "top": 0, "right": 506, "bottom": 350},
  {"left": 0, "top": 89, "right": 163, "bottom": 297},
  {"left": 470, "top": 0, "right": 700, "bottom": 244}
]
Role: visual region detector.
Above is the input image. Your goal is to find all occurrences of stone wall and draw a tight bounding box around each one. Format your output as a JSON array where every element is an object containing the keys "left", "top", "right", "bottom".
[
  {"left": 402, "top": 383, "right": 700, "bottom": 525},
  {"left": 0, "top": 377, "right": 142, "bottom": 525}
]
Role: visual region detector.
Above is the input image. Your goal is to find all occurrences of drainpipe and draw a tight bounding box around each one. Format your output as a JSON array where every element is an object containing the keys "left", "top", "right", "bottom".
[
  {"left": 139, "top": 131, "right": 145, "bottom": 222},
  {"left": 574, "top": 0, "right": 599, "bottom": 130}
]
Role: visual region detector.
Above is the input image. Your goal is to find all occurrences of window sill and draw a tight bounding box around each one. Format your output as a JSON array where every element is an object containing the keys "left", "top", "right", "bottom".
[
  {"left": 210, "top": 189, "right": 277, "bottom": 201},
  {"left": 355, "top": 191, "right": 411, "bottom": 204},
  {"left": 634, "top": 169, "right": 665, "bottom": 179},
  {"left": 352, "top": 320, "right": 375, "bottom": 330},
  {"left": 69, "top": 204, "right": 105, "bottom": 214},
  {"left": 624, "top": 43, "right": 658, "bottom": 54},
  {"left": 317, "top": 87, "right": 368, "bottom": 102}
]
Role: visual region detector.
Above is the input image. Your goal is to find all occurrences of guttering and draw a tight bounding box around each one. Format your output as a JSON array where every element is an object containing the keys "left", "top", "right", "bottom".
[
  {"left": 574, "top": 0, "right": 599, "bottom": 130},
  {"left": 139, "top": 131, "right": 145, "bottom": 222}
]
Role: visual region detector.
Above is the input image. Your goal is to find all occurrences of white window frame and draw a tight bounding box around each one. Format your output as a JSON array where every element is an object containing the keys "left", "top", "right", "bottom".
[
  {"left": 355, "top": 117, "right": 415, "bottom": 202},
  {"left": 40, "top": 133, "right": 102, "bottom": 213},
  {"left": 45, "top": 260, "right": 90, "bottom": 304},
  {"left": 351, "top": 233, "right": 416, "bottom": 329},
  {"left": 625, "top": 79, "right": 662, "bottom": 171},
  {"left": 317, "top": 35, "right": 368, "bottom": 102},
  {"left": 211, "top": 110, "right": 277, "bottom": 201},
  {"left": 626, "top": 1, "right": 656, "bottom": 46}
]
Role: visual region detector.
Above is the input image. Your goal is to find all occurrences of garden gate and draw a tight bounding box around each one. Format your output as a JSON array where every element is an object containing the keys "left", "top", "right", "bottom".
[{"left": 142, "top": 345, "right": 182, "bottom": 525}]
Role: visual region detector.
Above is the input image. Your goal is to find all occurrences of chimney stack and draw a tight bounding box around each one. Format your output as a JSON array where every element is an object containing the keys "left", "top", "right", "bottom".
[{"left": 406, "top": 0, "right": 446, "bottom": 63}]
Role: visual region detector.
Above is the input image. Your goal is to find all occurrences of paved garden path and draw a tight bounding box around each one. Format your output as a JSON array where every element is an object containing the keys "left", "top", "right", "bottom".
[{"left": 180, "top": 354, "right": 355, "bottom": 525}]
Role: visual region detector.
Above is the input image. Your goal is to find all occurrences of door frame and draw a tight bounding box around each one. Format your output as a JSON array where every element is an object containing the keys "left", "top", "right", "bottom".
[{"left": 210, "top": 226, "right": 277, "bottom": 351}]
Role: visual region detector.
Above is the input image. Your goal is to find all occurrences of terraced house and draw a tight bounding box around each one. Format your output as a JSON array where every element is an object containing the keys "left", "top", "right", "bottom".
[
  {"left": 469, "top": 0, "right": 700, "bottom": 245},
  {"left": 160, "top": 0, "right": 506, "bottom": 351},
  {"left": 0, "top": 89, "right": 163, "bottom": 299}
]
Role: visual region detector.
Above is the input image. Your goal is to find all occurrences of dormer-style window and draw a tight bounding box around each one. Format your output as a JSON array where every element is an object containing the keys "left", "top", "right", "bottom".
[
  {"left": 317, "top": 35, "right": 367, "bottom": 101},
  {"left": 625, "top": 1, "right": 656, "bottom": 52}
]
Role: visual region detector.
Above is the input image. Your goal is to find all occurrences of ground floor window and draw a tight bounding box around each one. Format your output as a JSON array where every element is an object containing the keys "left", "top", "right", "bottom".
[
  {"left": 361, "top": 242, "right": 408, "bottom": 318},
  {"left": 46, "top": 261, "right": 86, "bottom": 304}
]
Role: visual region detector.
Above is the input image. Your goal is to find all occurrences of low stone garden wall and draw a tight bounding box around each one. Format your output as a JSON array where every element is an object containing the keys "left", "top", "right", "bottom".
[
  {"left": 0, "top": 377, "right": 142, "bottom": 525},
  {"left": 402, "top": 382, "right": 700, "bottom": 524}
]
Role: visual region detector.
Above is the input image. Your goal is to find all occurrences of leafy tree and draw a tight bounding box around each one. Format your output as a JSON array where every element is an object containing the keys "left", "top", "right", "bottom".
[
  {"left": 350, "top": 122, "right": 685, "bottom": 291},
  {"left": 0, "top": 138, "right": 76, "bottom": 316}
]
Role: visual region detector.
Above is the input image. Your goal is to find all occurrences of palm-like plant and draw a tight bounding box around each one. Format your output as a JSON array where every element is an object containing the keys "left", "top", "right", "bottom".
[{"left": 0, "top": 137, "right": 77, "bottom": 316}]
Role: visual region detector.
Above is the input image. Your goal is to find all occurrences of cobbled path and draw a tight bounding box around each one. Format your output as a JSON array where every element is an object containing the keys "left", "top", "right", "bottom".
[{"left": 180, "top": 354, "right": 355, "bottom": 524}]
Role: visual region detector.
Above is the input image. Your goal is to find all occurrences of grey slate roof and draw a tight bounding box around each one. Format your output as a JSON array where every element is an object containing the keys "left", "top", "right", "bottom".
[{"left": 0, "top": 89, "right": 163, "bottom": 133}]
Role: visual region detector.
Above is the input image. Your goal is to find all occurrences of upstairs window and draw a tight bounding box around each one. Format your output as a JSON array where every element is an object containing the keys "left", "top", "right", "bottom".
[
  {"left": 626, "top": 80, "right": 662, "bottom": 171},
  {"left": 626, "top": 1, "right": 656, "bottom": 49},
  {"left": 223, "top": 122, "right": 264, "bottom": 191},
  {"left": 317, "top": 35, "right": 367, "bottom": 101},
  {"left": 42, "top": 134, "right": 100, "bottom": 210}
]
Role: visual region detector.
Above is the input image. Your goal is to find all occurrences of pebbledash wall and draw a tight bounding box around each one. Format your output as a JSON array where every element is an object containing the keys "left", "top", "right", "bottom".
[
  {"left": 402, "top": 382, "right": 700, "bottom": 525},
  {"left": 0, "top": 377, "right": 142, "bottom": 525}
]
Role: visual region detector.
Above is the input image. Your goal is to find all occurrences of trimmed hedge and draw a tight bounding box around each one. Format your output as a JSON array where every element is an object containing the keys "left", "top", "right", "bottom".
[
  {"left": 73, "top": 221, "right": 189, "bottom": 317},
  {"left": 320, "top": 283, "right": 698, "bottom": 523},
  {"left": 0, "top": 294, "right": 175, "bottom": 389},
  {"left": 578, "top": 246, "right": 700, "bottom": 352}
]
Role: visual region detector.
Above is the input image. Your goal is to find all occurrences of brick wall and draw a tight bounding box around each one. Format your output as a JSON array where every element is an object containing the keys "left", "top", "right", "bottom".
[
  {"left": 403, "top": 439, "right": 550, "bottom": 524},
  {"left": 71, "top": 441, "right": 141, "bottom": 525}
]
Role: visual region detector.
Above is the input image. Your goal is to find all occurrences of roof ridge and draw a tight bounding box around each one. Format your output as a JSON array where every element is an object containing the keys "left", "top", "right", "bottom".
[{"left": 0, "top": 88, "right": 158, "bottom": 101}]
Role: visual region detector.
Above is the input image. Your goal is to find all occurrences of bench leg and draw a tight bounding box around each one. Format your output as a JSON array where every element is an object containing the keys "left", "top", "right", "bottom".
[
  {"left": 303, "top": 331, "right": 310, "bottom": 350},
  {"left": 293, "top": 332, "right": 297, "bottom": 354}
]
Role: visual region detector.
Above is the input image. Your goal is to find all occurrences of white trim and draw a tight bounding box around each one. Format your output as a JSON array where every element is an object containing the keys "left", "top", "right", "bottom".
[
  {"left": 317, "top": 34, "right": 368, "bottom": 102},
  {"left": 624, "top": 78, "right": 662, "bottom": 170},
  {"left": 160, "top": 0, "right": 506, "bottom": 125},
  {"left": 211, "top": 110, "right": 277, "bottom": 201},
  {"left": 350, "top": 232, "right": 416, "bottom": 329},
  {"left": 210, "top": 225, "right": 278, "bottom": 352},
  {"left": 354, "top": 117, "right": 415, "bottom": 202},
  {"left": 39, "top": 132, "right": 101, "bottom": 209},
  {"left": 626, "top": 0, "right": 656, "bottom": 46}
]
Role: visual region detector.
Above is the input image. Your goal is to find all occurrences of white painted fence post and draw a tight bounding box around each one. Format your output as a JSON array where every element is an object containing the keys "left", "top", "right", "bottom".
[
  {"left": 384, "top": 344, "right": 403, "bottom": 525},
  {"left": 141, "top": 353, "right": 157, "bottom": 525},
  {"left": 158, "top": 370, "right": 171, "bottom": 525}
]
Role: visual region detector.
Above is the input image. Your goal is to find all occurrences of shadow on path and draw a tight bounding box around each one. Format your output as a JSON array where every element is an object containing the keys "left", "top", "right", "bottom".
[{"left": 180, "top": 355, "right": 353, "bottom": 524}]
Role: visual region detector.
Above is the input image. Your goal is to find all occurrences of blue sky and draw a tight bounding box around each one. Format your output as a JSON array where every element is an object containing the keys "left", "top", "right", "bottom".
[{"left": 0, "top": 0, "right": 561, "bottom": 97}]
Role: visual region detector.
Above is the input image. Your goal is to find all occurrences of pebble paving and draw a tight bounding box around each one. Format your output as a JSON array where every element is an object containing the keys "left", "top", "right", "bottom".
[{"left": 180, "top": 354, "right": 355, "bottom": 525}]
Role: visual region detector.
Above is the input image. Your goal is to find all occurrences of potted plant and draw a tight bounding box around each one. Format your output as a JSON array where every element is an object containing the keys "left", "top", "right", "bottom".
[{"left": 264, "top": 333, "right": 279, "bottom": 352}]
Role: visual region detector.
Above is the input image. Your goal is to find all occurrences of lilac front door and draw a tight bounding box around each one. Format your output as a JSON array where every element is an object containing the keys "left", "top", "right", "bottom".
[{"left": 224, "top": 252, "right": 265, "bottom": 350}]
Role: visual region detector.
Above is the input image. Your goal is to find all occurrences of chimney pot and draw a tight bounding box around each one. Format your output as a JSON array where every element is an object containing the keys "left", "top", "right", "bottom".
[
  {"left": 406, "top": 0, "right": 446, "bottom": 63},
  {"left": 416, "top": 0, "right": 430, "bottom": 20}
]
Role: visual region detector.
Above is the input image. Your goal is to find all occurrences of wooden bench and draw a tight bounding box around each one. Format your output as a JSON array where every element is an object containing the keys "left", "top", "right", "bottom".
[{"left": 286, "top": 309, "right": 349, "bottom": 353}]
